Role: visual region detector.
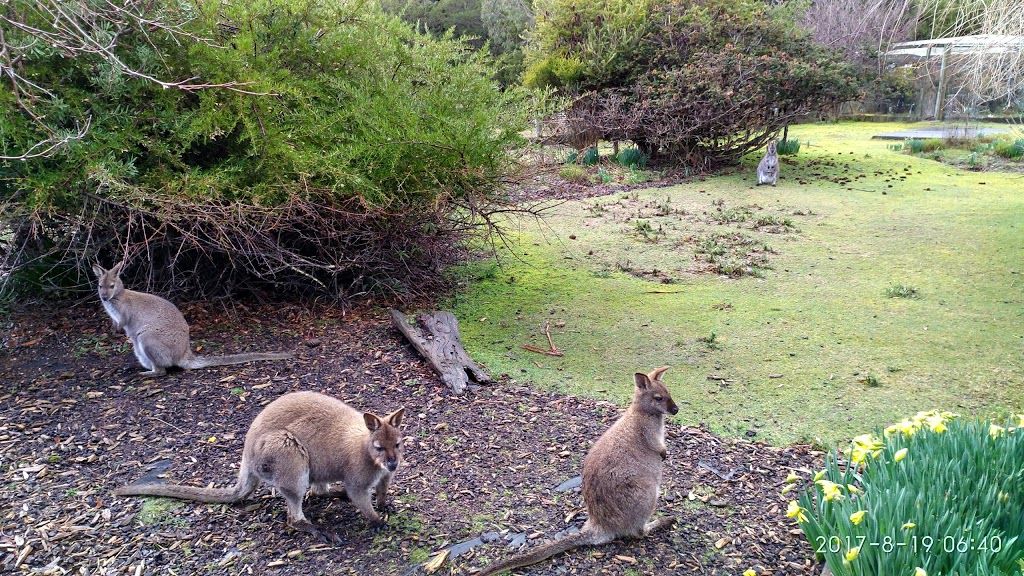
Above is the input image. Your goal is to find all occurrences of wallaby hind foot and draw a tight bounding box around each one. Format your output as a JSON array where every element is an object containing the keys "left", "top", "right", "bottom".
[{"left": 93, "top": 261, "right": 292, "bottom": 377}]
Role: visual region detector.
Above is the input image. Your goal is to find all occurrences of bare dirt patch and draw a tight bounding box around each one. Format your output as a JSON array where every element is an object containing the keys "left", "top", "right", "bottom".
[{"left": 1, "top": 302, "right": 822, "bottom": 575}]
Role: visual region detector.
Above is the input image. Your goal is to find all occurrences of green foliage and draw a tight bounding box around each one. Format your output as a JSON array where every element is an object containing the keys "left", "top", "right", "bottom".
[
  {"left": 581, "top": 146, "right": 600, "bottom": 166},
  {"left": 885, "top": 283, "right": 920, "bottom": 299},
  {"left": 480, "top": 0, "right": 534, "bottom": 53},
  {"left": 776, "top": 139, "right": 801, "bottom": 155},
  {"left": 906, "top": 139, "right": 926, "bottom": 153},
  {"left": 523, "top": 54, "right": 587, "bottom": 89},
  {"left": 921, "top": 138, "right": 944, "bottom": 153},
  {"left": 993, "top": 140, "right": 1024, "bottom": 159},
  {"left": 1, "top": 0, "right": 534, "bottom": 299},
  {"left": 614, "top": 148, "right": 647, "bottom": 168},
  {"left": 791, "top": 412, "right": 1024, "bottom": 576},
  {"left": 559, "top": 164, "right": 589, "bottom": 183}
]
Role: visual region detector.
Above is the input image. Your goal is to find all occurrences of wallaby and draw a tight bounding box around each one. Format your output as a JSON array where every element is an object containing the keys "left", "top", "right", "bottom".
[
  {"left": 757, "top": 139, "right": 779, "bottom": 186},
  {"left": 475, "top": 366, "right": 679, "bottom": 576},
  {"left": 113, "top": 391, "right": 405, "bottom": 542},
  {"left": 92, "top": 261, "right": 291, "bottom": 376}
]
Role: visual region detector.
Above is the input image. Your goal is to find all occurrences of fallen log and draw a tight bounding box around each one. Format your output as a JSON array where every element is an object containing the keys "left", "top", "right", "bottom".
[{"left": 389, "top": 309, "right": 493, "bottom": 395}]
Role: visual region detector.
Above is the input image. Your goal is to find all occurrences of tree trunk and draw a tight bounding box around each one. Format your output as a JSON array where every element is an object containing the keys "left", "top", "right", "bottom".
[{"left": 389, "top": 309, "right": 492, "bottom": 395}]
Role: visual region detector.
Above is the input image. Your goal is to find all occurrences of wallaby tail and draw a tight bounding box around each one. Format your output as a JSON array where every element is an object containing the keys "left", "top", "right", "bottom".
[
  {"left": 113, "top": 470, "right": 259, "bottom": 504},
  {"left": 182, "top": 351, "right": 292, "bottom": 369},
  {"left": 475, "top": 529, "right": 601, "bottom": 576}
]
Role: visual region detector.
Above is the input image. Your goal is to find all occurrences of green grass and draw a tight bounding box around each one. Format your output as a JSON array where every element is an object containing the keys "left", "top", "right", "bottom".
[{"left": 447, "top": 121, "right": 1024, "bottom": 446}]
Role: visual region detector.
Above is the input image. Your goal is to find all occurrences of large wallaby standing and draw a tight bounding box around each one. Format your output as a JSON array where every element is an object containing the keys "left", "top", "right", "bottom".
[
  {"left": 475, "top": 366, "right": 679, "bottom": 576},
  {"left": 114, "top": 391, "right": 405, "bottom": 542},
  {"left": 757, "top": 139, "right": 779, "bottom": 186},
  {"left": 93, "top": 261, "right": 291, "bottom": 376}
]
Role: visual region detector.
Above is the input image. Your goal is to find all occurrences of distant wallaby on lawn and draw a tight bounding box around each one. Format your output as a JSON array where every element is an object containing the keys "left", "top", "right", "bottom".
[
  {"left": 93, "top": 261, "right": 291, "bottom": 377},
  {"left": 114, "top": 391, "right": 406, "bottom": 543},
  {"left": 757, "top": 139, "right": 779, "bottom": 186},
  {"left": 474, "top": 366, "right": 679, "bottom": 576}
]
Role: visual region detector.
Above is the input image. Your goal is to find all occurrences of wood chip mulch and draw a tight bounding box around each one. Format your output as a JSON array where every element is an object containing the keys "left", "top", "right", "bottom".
[{"left": 1, "top": 302, "right": 823, "bottom": 575}]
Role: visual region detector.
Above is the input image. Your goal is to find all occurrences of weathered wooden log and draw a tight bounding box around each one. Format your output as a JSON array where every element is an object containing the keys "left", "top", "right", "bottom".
[{"left": 389, "top": 309, "right": 492, "bottom": 394}]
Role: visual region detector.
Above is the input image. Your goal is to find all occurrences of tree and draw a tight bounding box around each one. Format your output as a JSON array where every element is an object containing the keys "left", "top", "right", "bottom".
[
  {"left": 524, "top": 0, "right": 860, "bottom": 166},
  {"left": 0, "top": 0, "right": 535, "bottom": 300}
]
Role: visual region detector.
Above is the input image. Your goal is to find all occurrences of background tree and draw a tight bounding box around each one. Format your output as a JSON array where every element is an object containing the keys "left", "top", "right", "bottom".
[
  {"left": 0, "top": 0, "right": 535, "bottom": 300},
  {"left": 524, "top": 0, "right": 860, "bottom": 166}
]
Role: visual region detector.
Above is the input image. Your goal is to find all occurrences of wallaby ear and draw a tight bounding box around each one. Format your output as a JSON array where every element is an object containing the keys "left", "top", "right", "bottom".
[
  {"left": 387, "top": 407, "right": 405, "bottom": 429},
  {"left": 648, "top": 365, "right": 671, "bottom": 382},
  {"left": 634, "top": 372, "right": 651, "bottom": 390},
  {"left": 363, "top": 413, "right": 383, "bottom": 432},
  {"left": 92, "top": 263, "right": 106, "bottom": 278},
  {"left": 110, "top": 260, "right": 125, "bottom": 277}
]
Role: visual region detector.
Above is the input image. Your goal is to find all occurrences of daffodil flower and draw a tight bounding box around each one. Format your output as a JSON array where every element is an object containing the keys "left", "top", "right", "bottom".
[
  {"left": 781, "top": 484, "right": 795, "bottom": 495},
  {"left": 816, "top": 479, "right": 845, "bottom": 501},
  {"left": 786, "top": 500, "right": 808, "bottom": 523},
  {"left": 914, "top": 567, "right": 927, "bottom": 576},
  {"left": 894, "top": 448, "right": 908, "bottom": 462},
  {"left": 743, "top": 570, "right": 758, "bottom": 576},
  {"left": 846, "top": 484, "right": 864, "bottom": 495},
  {"left": 902, "top": 522, "right": 916, "bottom": 530},
  {"left": 990, "top": 424, "right": 1006, "bottom": 438},
  {"left": 850, "top": 510, "right": 866, "bottom": 525},
  {"left": 785, "top": 471, "right": 801, "bottom": 483},
  {"left": 813, "top": 469, "right": 827, "bottom": 482},
  {"left": 845, "top": 545, "right": 861, "bottom": 562}
]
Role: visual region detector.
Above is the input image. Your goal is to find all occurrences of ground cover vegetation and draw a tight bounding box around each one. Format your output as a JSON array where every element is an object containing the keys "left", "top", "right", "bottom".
[
  {"left": 889, "top": 131, "right": 1024, "bottom": 172},
  {"left": 0, "top": 0, "right": 535, "bottom": 300},
  {"left": 448, "top": 121, "right": 1024, "bottom": 446}
]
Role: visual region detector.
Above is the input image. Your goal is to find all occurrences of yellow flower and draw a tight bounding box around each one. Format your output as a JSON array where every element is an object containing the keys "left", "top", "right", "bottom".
[
  {"left": 850, "top": 510, "right": 866, "bottom": 525},
  {"left": 847, "top": 484, "right": 864, "bottom": 495},
  {"left": 894, "top": 448, "right": 908, "bottom": 462},
  {"left": 786, "top": 500, "right": 808, "bottom": 523},
  {"left": 1016, "top": 413, "right": 1024, "bottom": 427},
  {"left": 990, "top": 424, "right": 1006, "bottom": 438},
  {"left": 816, "top": 480, "right": 845, "bottom": 502},
  {"left": 781, "top": 484, "right": 795, "bottom": 495},
  {"left": 902, "top": 522, "right": 917, "bottom": 530},
  {"left": 743, "top": 570, "right": 758, "bottom": 576},
  {"left": 786, "top": 471, "right": 801, "bottom": 483},
  {"left": 914, "top": 568, "right": 927, "bottom": 576},
  {"left": 845, "top": 545, "right": 861, "bottom": 562},
  {"left": 813, "top": 469, "right": 827, "bottom": 482},
  {"left": 998, "top": 491, "right": 1009, "bottom": 504}
]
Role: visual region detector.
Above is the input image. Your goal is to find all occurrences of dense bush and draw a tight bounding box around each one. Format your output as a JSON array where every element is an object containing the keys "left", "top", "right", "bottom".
[
  {"left": 524, "top": 0, "right": 860, "bottom": 167},
  {"left": 0, "top": 0, "right": 534, "bottom": 300},
  {"left": 788, "top": 411, "right": 1024, "bottom": 576}
]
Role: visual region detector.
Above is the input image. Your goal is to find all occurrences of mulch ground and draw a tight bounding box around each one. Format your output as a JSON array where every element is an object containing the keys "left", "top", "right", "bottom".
[{"left": 1, "top": 301, "right": 824, "bottom": 575}]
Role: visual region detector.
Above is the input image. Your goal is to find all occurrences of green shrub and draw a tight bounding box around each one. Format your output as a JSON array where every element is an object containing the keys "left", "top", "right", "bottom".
[
  {"left": 596, "top": 168, "right": 613, "bottom": 183},
  {"left": 581, "top": 146, "right": 600, "bottom": 166},
  {"left": 906, "top": 139, "right": 925, "bottom": 153},
  {"left": 615, "top": 148, "right": 648, "bottom": 168},
  {"left": 788, "top": 411, "right": 1024, "bottom": 576},
  {"left": 885, "top": 283, "right": 920, "bottom": 299},
  {"left": 559, "top": 165, "right": 589, "bottom": 183},
  {"left": 921, "top": 138, "right": 944, "bottom": 152},
  {"left": 993, "top": 140, "right": 1024, "bottom": 159},
  {"left": 0, "top": 0, "right": 535, "bottom": 300},
  {"left": 776, "top": 139, "right": 801, "bottom": 155}
]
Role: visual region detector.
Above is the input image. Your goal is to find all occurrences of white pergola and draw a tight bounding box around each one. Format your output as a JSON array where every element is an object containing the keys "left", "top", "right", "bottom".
[{"left": 885, "top": 35, "right": 1024, "bottom": 119}]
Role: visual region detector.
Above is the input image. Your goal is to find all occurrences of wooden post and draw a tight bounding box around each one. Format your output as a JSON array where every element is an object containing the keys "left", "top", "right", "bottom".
[
  {"left": 934, "top": 45, "right": 950, "bottom": 121},
  {"left": 389, "top": 310, "right": 493, "bottom": 395}
]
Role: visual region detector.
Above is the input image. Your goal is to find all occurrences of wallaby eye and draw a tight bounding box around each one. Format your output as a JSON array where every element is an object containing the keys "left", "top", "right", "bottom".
[{"left": 654, "top": 395, "right": 664, "bottom": 401}]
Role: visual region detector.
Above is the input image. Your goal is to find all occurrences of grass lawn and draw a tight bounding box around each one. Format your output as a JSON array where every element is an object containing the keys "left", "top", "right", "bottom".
[{"left": 446, "top": 121, "right": 1024, "bottom": 446}]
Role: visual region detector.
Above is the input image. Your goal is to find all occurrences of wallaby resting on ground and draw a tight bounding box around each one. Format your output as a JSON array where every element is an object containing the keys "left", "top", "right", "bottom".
[
  {"left": 92, "top": 261, "right": 291, "bottom": 376},
  {"left": 475, "top": 366, "right": 679, "bottom": 576},
  {"left": 757, "top": 139, "right": 779, "bottom": 186},
  {"left": 113, "top": 391, "right": 405, "bottom": 542}
]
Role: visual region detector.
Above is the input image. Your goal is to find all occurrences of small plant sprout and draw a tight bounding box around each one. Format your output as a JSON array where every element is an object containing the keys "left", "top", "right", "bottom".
[{"left": 885, "top": 283, "right": 919, "bottom": 299}]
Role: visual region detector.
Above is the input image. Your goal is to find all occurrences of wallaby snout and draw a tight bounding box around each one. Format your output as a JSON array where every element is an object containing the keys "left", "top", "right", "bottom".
[{"left": 386, "top": 458, "right": 399, "bottom": 472}]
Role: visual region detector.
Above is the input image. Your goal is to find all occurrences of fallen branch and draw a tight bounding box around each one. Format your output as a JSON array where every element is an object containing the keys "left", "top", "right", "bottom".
[
  {"left": 390, "top": 309, "right": 492, "bottom": 395},
  {"left": 521, "top": 321, "right": 564, "bottom": 356}
]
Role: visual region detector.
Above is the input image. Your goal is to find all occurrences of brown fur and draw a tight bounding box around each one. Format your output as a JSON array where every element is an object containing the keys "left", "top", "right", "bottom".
[
  {"left": 93, "top": 261, "right": 291, "bottom": 377},
  {"left": 113, "top": 391, "right": 405, "bottom": 542},
  {"left": 475, "top": 366, "right": 679, "bottom": 576}
]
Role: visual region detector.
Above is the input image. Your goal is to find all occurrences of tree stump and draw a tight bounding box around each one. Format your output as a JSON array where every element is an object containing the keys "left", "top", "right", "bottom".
[{"left": 389, "top": 309, "right": 492, "bottom": 395}]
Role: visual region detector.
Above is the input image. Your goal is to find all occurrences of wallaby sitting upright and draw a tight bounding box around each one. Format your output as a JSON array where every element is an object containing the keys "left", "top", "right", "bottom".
[
  {"left": 757, "top": 139, "right": 779, "bottom": 186},
  {"left": 475, "top": 366, "right": 679, "bottom": 576},
  {"left": 114, "top": 391, "right": 405, "bottom": 542},
  {"left": 93, "top": 261, "right": 291, "bottom": 376}
]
